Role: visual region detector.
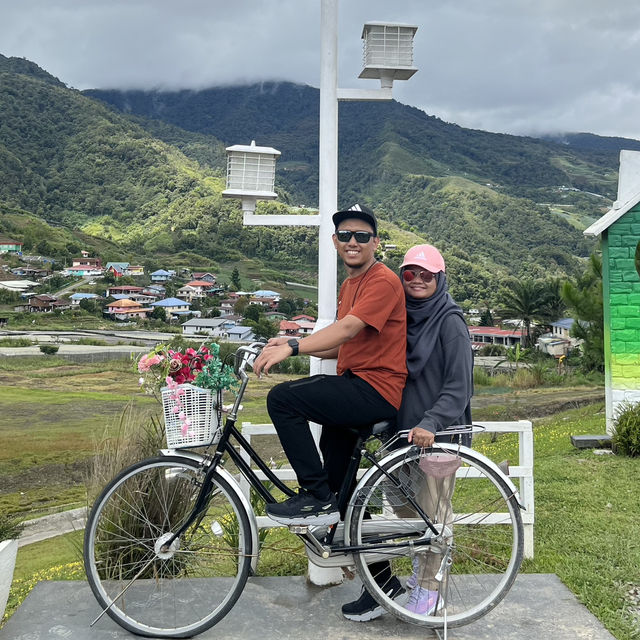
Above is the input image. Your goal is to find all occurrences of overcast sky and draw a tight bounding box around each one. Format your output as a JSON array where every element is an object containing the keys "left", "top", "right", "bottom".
[{"left": 3, "top": 0, "right": 640, "bottom": 140}]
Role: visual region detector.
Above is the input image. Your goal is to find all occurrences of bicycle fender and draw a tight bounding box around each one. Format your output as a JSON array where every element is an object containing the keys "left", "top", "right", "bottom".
[{"left": 160, "top": 449, "right": 260, "bottom": 573}]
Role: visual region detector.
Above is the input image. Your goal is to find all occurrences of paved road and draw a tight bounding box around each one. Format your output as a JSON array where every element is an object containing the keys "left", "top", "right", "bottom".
[{"left": 18, "top": 508, "right": 87, "bottom": 548}]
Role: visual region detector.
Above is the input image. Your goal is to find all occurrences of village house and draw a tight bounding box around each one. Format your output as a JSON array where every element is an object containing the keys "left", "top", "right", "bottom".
[
  {"left": 226, "top": 325, "right": 255, "bottom": 342},
  {"left": 69, "top": 292, "right": 101, "bottom": 306},
  {"left": 150, "top": 297, "right": 192, "bottom": 320},
  {"left": 181, "top": 317, "right": 236, "bottom": 337},
  {"left": 191, "top": 272, "right": 216, "bottom": 283},
  {"left": 126, "top": 265, "right": 145, "bottom": 276},
  {"left": 0, "top": 280, "right": 39, "bottom": 293},
  {"left": 106, "top": 285, "right": 145, "bottom": 298},
  {"left": 110, "top": 292, "right": 157, "bottom": 305},
  {"left": 264, "top": 311, "right": 288, "bottom": 322},
  {"left": 28, "top": 294, "right": 71, "bottom": 313},
  {"left": 218, "top": 299, "right": 236, "bottom": 316},
  {"left": 249, "top": 296, "right": 278, "bottom": 310},
  {"left": 10, "top": 267, "right": 50, "bottom": 279},
  {"left": 143, "top": 285, "right": 165, "bottom": 298},
  {"left": 105, "top": 298, "right": 151, "bottom": 320},
  {"left": 72, "top": 256, "right": 102, "bottom": 269},
  {"left": 62, "top": 265, "right": 104, "bottom": 277},
  {"left": 0, "top": 237, "right": 23, "bottom": 253},
  {"left": 468, "top": 326, "right": 524, "bottom": 350},
  {"left": 105, "top": 262, "right": 144, "bottom": 277},
  {"left": 150, "top": 269, "right": 173, "bottom": 282},
  {"left": 278, "top": 317, "right": 317, "bottom": 337},
  {"left": 176, "top": 282, "right": 214, "bottom": 303}
]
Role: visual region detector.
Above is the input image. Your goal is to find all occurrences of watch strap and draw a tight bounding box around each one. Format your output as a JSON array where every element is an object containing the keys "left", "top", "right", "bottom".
[{"left": 287, "top": 338, "right": 299, "bottom": 356}]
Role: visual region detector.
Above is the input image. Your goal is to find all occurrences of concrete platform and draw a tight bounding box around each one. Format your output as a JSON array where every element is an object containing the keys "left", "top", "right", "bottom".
[{"left": 0, "top": 575, "right": 615, "bottom": 640}]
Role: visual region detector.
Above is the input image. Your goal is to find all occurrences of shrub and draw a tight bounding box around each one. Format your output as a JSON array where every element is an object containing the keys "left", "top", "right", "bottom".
[
  {"left": 478, "top": 344, "right": 507, "bottom": 356},
  {"left": 612, "top": 401, "right": 640, "bottom": 457},
  {"left": 511, "top": 368, "right": 538, "bottom": 389},
  {"left": 473, "top": 367, "right": 493, "bottom": 386},
  {"left": 0, "top": 513, "right": 25, "bottom": 541},
  {"left": 39, "top": 344, "right": 59, "bottom": 355}
]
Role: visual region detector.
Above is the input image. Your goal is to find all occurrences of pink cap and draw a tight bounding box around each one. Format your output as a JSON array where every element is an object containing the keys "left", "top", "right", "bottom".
[{"left": 400, "top": 244, "right": 446, "bottom": 273}]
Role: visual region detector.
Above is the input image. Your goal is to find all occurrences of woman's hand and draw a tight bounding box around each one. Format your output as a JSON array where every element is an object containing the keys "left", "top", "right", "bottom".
[{"left": 407, "top": 427, "right": 435, "bottom": 448}]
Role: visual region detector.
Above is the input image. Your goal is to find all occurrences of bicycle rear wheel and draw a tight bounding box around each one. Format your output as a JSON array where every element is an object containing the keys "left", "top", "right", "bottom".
[
  {"left": 84, "top": 456, "right": 253, "bottom": 638},
  {"left": 347, "top": 445, "right": 523, "bottom": 628}
]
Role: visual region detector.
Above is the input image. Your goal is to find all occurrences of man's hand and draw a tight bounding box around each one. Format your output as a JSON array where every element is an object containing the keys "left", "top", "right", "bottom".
[
  {"left": 253, "top": 342, "right": 292, "bottom": 376},
  {"left": 407, "top": 427, "right": 435, "bottom": 448}
]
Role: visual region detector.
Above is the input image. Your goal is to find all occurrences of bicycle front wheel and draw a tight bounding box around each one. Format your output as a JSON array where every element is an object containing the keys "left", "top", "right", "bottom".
[
  {"left": 84, "top": 456, "right": 253, "bottom": 638},
  {"left": 347, "top": 445, "right": 523, "bottom": 628}
]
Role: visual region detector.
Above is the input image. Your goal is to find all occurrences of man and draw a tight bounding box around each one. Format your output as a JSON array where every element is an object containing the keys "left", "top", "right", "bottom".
[{"left": 253, "top": 203, "right": 407, "bottom": 527}]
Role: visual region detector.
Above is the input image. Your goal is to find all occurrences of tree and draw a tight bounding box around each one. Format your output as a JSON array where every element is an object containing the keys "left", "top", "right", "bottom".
[
  {"left": 497, "top": 278, "right": 548, "bottom": 348},
  {"left": 538, "top": 278, "right": 567, "bottom": 326},
  {"left": 234, "top": 296, "right": 249, "bottom": 315},
  {"left": 243, "top": 304, "right": 263, "bottom": 322},
  {"left": 561, "top": 253, "right": 604, "bottom": 372},
  {"left": 479, "top": 308, "right": 494, "bottom": 327},
  {"left": 248, "top": 318, "right": 278, "bottom": 341},
  {"left": 151, "top": 305, "right": 167, "bottom": 321},
  {"left": 231, "top": 268, "right": 241, "bottom": 291}
]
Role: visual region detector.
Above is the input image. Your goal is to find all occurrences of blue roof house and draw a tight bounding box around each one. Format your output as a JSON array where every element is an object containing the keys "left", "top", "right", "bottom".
[
  {"left": 151, "top": 269, "right": 173, "bottom": 282},
  {"left": 150, "top": 297, "right": 192, "bottom": 320}
]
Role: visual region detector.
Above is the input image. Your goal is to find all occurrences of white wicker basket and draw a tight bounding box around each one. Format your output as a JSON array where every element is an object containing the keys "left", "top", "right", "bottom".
[{"left": 161, "top": 383, "right": 220, "bottom": 448}]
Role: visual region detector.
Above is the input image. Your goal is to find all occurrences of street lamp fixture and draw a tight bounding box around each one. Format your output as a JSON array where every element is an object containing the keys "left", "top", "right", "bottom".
[
  {"left": 359, "top": 22, "right": 418, "bottom": 88},
  {"left": 222, "top": 140, "right": 281, "bottom": 215}
]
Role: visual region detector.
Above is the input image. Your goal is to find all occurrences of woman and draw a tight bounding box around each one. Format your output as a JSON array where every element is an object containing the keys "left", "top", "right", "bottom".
[
  {"left": 399, "top": 243, "right": 473, "bottom": 615},
  {"left": 342, "top": 243, "right": 473, "bottom": 622}
]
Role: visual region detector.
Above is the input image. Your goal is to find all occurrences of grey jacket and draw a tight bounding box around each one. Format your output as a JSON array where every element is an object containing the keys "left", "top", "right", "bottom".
[{"left": 397, "top": 313, "right": 473, "bottom": 442}]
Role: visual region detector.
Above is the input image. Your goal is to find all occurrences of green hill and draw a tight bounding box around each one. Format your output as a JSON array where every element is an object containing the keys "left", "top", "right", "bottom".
[{"left": 1, "top": 56, "right": 632, "bottom": 302}]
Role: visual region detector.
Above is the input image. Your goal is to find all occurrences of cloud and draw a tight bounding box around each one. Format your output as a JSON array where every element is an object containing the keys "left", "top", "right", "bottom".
[{"left": 2, "top": 0, "right": 640, "bottom": 139}]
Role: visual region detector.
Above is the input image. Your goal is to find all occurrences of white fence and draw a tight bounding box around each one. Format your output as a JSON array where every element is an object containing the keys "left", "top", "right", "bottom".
[{"left": 240, "top": 419, "right": 535, "bottom": 559}]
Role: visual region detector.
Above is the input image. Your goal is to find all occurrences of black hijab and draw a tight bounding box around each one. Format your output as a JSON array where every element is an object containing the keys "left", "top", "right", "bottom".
[{"left": 405, "top": 271, "right": 465, "bottom": 377}]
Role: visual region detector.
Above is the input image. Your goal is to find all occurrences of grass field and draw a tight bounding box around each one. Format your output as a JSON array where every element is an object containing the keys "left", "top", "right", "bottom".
[{"left": 1, "top": 357, "right": 638, "bottom": 638}]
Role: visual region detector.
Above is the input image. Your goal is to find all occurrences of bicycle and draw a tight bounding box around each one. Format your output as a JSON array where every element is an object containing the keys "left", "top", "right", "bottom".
[{"left": 83, "top": 342, "right": 524, "bottom": 638}]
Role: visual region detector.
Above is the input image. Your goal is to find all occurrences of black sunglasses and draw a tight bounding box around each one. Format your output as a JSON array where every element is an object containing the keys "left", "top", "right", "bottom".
[{"left": 336, "top": 230, "right": 374, "bottom": 243}]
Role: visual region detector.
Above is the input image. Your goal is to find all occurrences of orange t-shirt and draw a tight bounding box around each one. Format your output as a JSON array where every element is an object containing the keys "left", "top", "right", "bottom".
[{"left": 336, "top": 262, "right": 407, "bottom": 409}]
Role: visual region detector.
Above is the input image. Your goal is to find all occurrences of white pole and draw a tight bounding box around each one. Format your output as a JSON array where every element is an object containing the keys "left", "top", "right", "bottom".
[
  {"left": 316, "top": 0, "right": 338, "bottom": 337},
  {"left": 308, "top": 0, "right": 343, "bottom": 587}
]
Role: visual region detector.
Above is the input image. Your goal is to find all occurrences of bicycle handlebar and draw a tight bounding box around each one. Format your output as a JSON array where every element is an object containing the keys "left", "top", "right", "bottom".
[{"left": 233, "top": 342, "right": 266, "bottom": 380}]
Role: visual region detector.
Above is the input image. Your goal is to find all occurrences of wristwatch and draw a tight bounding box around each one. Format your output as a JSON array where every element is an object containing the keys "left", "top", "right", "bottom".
[{"left": 287, "top": 338, "right": 299, "bottom": 356}]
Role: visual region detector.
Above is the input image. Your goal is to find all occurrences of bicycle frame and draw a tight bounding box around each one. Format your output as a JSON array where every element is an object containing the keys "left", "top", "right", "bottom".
[{"left": 159, "top": 343, "right": 446, "bottom": 564}]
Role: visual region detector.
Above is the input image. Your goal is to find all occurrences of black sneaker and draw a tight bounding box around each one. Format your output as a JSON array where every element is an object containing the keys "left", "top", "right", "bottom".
[
  {"left": 342, "top": 577, "right": 405, "bottom": 622},
  {"left": 265, "top": 489, "right": 339, "bottom": 526}
]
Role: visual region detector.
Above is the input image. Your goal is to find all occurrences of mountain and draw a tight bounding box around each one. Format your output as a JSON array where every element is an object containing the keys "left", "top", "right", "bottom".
[
  {"left": 1, "top": 56, "right": 631, "bottom": 302},
  {"left": 85, "top": 83, "right": 622, "bottom": 208}
]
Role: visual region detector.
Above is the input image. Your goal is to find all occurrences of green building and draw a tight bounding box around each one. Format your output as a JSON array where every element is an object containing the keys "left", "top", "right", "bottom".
[
  {"left": 584, "top": 150, "right": 640, "bottom": 432},
  {"left": 0, "top": 237, "right": 23, "bottom": 253}
]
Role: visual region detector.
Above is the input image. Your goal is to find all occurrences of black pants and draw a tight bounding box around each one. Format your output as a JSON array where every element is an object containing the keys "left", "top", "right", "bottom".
[{"left": 266, "top": 373, "right": 397, "bottom": 499}]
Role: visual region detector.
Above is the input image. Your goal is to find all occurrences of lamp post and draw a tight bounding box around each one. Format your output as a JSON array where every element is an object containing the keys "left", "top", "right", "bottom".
[{"left": 226, "top": 0, "right": 418, "bottom": 585}]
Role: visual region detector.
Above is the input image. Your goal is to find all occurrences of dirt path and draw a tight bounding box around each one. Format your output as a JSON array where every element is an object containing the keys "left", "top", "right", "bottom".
[{"left": 471, "top": 387, "right": 604, "bottom": 419}]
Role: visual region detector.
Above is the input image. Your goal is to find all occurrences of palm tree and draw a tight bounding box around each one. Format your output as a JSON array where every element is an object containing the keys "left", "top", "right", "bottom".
[
  {"left": 539, "top": 277, "right": 567, "bottom": 327},
  {"left": 497, "top": 278, "right": 548, "bottom": 348}
]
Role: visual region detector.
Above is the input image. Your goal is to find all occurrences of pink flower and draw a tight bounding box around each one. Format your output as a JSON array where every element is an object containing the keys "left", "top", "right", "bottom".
[{"left": 137, "top": 353, "right": 164, "bottom": 372}]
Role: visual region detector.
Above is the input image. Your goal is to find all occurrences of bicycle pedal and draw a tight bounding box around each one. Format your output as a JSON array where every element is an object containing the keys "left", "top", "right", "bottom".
[{"left": 288, "top": 525, "right": 309, "bottom": 534}]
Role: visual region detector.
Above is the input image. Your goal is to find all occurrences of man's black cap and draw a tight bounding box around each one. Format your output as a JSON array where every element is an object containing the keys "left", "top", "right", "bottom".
[{"left": 332, "top": 203, "right": 377, "bottom": 236}]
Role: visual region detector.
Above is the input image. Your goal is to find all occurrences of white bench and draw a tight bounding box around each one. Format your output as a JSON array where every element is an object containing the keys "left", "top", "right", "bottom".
[{"left": 240, "top": 419, "right": 535, "bottom": 559}]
